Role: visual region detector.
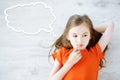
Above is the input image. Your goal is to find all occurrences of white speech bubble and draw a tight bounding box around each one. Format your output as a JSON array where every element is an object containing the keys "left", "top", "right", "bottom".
[{"left": 4, "top": 2, "right": 56, "bottom": 34}]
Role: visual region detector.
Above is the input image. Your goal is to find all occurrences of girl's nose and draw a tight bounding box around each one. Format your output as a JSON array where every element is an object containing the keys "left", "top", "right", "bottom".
[{"left": 77, "top": 37, "right": 82, "bottom": 43}]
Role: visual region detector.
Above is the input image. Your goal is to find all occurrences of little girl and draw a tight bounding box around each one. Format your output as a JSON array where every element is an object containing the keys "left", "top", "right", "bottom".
[{"left": 49, "top": 14, "right": 114, "bottom": 80}]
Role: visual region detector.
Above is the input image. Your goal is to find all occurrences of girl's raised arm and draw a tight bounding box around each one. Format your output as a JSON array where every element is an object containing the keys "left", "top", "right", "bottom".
[{"left": 95, "top": 21, "right": 114, "bottom": 52}]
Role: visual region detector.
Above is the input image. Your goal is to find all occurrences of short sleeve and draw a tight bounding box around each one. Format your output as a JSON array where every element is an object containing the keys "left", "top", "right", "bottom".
[
  {"left": 52, "top": 48, "right": 64, "bottom": 65},
  {"left": 91, "top": 43, "right": 104, "bottom": 60}
]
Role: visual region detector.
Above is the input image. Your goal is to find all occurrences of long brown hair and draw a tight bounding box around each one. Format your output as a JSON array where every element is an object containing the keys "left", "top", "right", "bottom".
[{"left": 49, "top": 14, "right": 107, "bottom": 68}]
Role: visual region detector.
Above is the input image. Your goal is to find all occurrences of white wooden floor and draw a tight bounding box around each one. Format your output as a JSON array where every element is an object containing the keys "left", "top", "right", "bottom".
[{"left": 0, "top": 0, "right": 120, "bottom": 80}]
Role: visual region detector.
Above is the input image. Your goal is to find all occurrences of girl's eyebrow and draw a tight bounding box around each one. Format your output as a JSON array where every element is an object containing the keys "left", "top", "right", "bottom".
[
  {"left": 83, "top": 32, "right": 89, "bottom": 34},
  {"left": 71, "top": 33, "right": 77, "bottom": 35},
  {"left": 71, "top": 32, "right": 89, "bottom": 34}
]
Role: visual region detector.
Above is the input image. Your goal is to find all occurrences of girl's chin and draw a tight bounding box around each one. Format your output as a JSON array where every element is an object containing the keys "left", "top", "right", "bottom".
[{"left": 74, "top": 47, "right": 85, "bottom": 50}]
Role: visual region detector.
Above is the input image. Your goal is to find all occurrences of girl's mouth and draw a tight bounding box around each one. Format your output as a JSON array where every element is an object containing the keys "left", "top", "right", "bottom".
[
  {"left": 80, "top": 44, "right": 83, "bottom": 47},
  {"left": 76, "top": 44, "right": 84, "bottom": 49},
  {"left": 76, "top": 44, "right": 83, "bottom": 47}
]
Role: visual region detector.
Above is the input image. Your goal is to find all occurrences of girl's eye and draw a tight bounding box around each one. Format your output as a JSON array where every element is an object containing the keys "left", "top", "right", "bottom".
[
  {"left": 73, "top": 35, "right": 77, "bottom": 37},
  {"left": 83, "top": 34, "right": 87, "bottom": 37}
]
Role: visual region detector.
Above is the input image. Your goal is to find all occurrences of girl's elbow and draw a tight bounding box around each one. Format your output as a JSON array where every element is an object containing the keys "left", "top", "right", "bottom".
[
  {"left": 49, "top": 76, "right": 57, "bottom": 80},
  {"left": 49, "top": 77, "right": 61, "bottom": 80},
  {"left": 49, "top": 75, "right": 54, "bottom": 80},
  {"left": 49, "top": 76, "right": 62, "bottom": 80},
  {"left": 110, "top": 21, "right": 114, "bottom": 28},
  {"left": 49, "top": 77, "right": 53, "bottom": 80}
]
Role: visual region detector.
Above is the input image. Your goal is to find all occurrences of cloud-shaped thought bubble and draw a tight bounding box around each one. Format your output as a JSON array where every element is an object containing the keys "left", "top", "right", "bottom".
[{"left": 4, "top": 2, "right": 56, "bottom": 34}]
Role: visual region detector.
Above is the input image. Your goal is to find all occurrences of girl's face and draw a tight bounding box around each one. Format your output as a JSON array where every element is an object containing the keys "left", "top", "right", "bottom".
[{"left": 67, "top": 23, "right": 91, "bottom": 50}]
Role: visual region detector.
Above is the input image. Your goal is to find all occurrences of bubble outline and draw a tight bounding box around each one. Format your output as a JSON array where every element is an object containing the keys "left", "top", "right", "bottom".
[{"left": 4, "top": 2, "right": 56, "bottom": 35}]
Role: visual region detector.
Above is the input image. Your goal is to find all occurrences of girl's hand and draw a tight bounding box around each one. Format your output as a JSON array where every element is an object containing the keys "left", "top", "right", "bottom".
[{"left": 67, "top": 49, "right": 82, "bottom": 66}]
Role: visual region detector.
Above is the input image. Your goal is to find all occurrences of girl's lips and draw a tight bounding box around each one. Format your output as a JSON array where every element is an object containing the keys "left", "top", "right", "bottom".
[
  {"left": 80, "top": 44, "right": 83, "bottom": 47},
  {"left": 76, "top": 44, "right": 83, "bottom": 47},
  {"left": 76, "top": 44, "right": 84, "bottom": 49}
]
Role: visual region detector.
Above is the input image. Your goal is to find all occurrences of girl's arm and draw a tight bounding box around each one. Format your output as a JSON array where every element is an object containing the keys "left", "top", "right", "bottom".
[
  {"left": 49, "top": 49, "right": 82, "bottom": 80},
  {"left": 49, "top": 59, "right": 73, "bottom": 80},
  {"left": 95, "top": 21, "right": 114, "bottom": 52}
]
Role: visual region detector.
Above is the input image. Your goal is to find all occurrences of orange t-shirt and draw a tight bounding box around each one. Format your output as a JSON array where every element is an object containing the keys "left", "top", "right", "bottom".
[{"left": 52, "top": 43, "right": 104, "bottom": 80}]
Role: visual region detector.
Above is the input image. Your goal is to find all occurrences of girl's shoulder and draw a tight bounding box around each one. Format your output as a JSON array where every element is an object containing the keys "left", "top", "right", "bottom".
[
  {"left": 90, "top": 43, "right": 103, "bottom": 53},
  {"left": 53, "top": 47, "right": 70, "bottom": 55},
  {"left": 52, "top": 47, "right": 71, "bottom": 64},
  {"left": 59, "top": 47, "right": 71, "bottom": 54},
  {"left": 89, "top": 43, "right": 104, "bottom": 59}
]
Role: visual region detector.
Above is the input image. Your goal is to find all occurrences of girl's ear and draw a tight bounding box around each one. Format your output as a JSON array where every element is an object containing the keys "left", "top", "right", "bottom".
[{"left": 66, "top": 35, "right": 70, "bottom": 41}]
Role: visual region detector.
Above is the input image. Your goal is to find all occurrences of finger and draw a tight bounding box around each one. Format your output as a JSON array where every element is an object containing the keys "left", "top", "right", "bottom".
[{"left": 73, "top": 48, "right": 80, "bottom": 53}]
